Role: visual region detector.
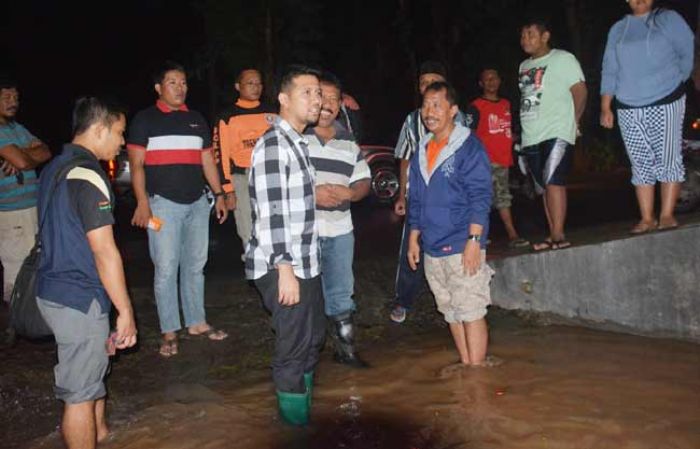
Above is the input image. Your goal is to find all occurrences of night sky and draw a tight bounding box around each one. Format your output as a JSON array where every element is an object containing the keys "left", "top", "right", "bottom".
[{"left": 3, "top": 0, "right": 698, "bottom": 149}]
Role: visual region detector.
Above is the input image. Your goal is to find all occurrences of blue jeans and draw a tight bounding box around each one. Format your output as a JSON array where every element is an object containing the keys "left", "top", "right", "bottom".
[
  {"left": 148, "top": 194, "right": 210, "bottom": 333},
  {"left": 319, "top": 232, "right": 355, "bottom": 317},
  {"left": 395, "top": 219, "right": 426, "bottom": 309}
]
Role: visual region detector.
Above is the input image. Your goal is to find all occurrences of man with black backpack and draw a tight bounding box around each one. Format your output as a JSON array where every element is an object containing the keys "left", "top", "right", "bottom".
[{"left": 36, "top": 97, "right": 136, "bottom": 449}]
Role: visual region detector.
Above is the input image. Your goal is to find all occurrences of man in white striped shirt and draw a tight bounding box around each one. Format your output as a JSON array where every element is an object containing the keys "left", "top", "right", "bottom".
[
  {"left": 246, "top": 65, "right": 325, "bottom": 426},
  {"left": 306, "top": 72, "right": 371, "bottom": 368}
]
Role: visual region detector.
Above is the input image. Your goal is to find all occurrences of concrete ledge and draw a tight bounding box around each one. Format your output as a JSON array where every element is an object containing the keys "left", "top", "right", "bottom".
[{"left": 490, "top": 224, "right": 700, "bottom": 342}]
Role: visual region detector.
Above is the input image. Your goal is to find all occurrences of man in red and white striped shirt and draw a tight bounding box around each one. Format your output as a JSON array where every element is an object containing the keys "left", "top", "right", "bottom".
[{"left": 127, "top": 61, "right": 228, "bottom": 358}]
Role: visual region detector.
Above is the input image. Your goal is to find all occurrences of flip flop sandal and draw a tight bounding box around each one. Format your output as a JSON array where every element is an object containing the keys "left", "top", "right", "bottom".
[
  {"left": 159, "top": 339, "right": 178, "bottom": 358},
  {"left": 532, "top": 240, "right": 553, "bottom": 251},
  {"left": 630, "top": 221, "right": 658, "bottom": 234},
  {"left": 188, "top": 328, "right": 228, "bottom": 341},
  {"left": 551, "top": 240, "right": 572, "bottom": 250},
  {"left": 509, "top": 238, "right": 531, "bottom": 248}
]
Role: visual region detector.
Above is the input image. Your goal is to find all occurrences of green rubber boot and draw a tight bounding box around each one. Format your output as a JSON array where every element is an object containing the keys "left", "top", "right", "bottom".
[
  {"left": 304, "top": 371, "right": 314, "bottom": 408},
  {"left": 276, "top": 390, "right": 310, "bottom": 426}
]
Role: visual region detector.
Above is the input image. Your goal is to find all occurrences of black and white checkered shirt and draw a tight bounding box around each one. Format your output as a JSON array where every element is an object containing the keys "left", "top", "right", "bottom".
[{"left": 245, "top": 118, "right": 320, "bottom": 280}]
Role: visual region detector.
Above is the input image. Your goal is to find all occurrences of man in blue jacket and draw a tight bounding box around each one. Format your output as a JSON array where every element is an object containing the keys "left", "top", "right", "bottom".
[{"left": 407, "top": 81, "right": 494, "bottom": 368}]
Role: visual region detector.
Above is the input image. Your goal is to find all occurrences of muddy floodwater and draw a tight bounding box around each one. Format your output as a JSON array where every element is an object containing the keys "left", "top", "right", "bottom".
[
  {"left": 4, "top": 191, "right": 700, "bottom": 449},
  {"left": 18, "top": 314, "right": 700, "bottom": 449}
]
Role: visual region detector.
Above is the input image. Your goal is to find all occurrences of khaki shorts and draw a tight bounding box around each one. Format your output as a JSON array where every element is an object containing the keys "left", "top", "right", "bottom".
[
  {"left": 424, "top": 251, "right": 494, "bottom": 323},
  {"left": 491, "top": 164, "right": 513, "bottom": 210}
]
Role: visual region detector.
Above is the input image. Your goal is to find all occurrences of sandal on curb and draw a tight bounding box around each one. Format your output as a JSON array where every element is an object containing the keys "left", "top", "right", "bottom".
[
  {"left": 551, "top": 240, "right": 571, "bottom": 250},
  {"left": 508, "top": 238, "right": 530, "bottom": 248},
  {"left": 630, "top": 221, "right": 658, "bottom": 234},
  {"left": 532, "top": 240, "right": 553, "bottom": 251},
  {"left": 159, "top": 338, "right": 178, "bottom": 358},
  {"left": 657, "top": 220, "right": 678, "bottom": 231},
  {"left": 188, "top": 327, "right": 228, "bottom": 341}
]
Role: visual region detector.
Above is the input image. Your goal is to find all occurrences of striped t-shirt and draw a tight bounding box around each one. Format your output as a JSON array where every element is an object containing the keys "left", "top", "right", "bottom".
[
  {"left": 126, "top": 101, "right": 212, "bottom": 204},
  {"left": 306, "top": 124, "right": 370, "bottom": 238},
  {"left": 0, "top": 122, "right": 39, "bottom": 211}
]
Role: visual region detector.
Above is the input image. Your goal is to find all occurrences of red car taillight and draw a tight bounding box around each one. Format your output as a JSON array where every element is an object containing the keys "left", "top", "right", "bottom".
[{"left": 107, "top": 159, "right": 116, "bottom": 181}]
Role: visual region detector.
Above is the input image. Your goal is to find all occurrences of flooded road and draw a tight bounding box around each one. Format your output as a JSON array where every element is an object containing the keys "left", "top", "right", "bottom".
[
  {"left": 4, "top": 177, "right": 700, "bottom": 448},
  {"left": 23, "top": 316, "right": 700, "bottom": 449}
]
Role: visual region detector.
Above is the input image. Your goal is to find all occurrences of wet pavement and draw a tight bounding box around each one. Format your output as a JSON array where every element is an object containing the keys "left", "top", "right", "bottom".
[{"left": 2, "top": 170, "right": 700, "bottom": 449}]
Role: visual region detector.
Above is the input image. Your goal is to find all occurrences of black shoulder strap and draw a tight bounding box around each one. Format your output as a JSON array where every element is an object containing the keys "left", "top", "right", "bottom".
[{"left": 38, "top": 154, "right": 95, "bottom": 236}]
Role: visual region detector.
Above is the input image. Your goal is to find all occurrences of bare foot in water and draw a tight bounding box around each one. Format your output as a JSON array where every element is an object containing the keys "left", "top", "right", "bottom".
[
  {"left": 437, "top": 362, "right": 469, "bottom": 378},
  {"left": 471, "top": 355, "right": 504, "bottom": 368},
  {"left": 96, "top": 423, "right": 110, "bottom": 443}
]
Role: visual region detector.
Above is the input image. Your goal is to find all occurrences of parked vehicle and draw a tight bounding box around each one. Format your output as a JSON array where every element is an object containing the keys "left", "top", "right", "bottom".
[
  {"left": 675, "top": 88, "right": 700, "bottom": 213},
  {"left": 676, "top": 124, "right": 700, "bottom": 213},
  {"left": 359, "top": 145, "right": 399, "bottom": 203},
  {"left": 108, "top": 150, "right": 132, "bottom": 199}
]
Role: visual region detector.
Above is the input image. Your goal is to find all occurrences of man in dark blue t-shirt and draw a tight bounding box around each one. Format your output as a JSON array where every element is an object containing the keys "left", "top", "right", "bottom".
[{"left": 37, "top": 97, "right": 137, "bottom": 449}]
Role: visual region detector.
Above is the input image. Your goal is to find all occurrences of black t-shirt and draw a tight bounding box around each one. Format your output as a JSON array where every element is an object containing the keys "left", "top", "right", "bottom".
[
  {"left": 127, "top": 102, "right": 212, "bottom": 204},
  {"left": 66, "top": 168, "right": 115, "bottom": 233}
]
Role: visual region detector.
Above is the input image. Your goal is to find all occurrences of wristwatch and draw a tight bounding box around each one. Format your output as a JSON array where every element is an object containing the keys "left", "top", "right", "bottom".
[{"left": 467, "top": 234, "right": 481, "bottom": 242}]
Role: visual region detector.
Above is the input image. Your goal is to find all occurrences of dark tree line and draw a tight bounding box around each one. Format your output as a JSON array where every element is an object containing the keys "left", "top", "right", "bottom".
[{"left": 193, "top": 0, "right": 660, "bottom": 148}]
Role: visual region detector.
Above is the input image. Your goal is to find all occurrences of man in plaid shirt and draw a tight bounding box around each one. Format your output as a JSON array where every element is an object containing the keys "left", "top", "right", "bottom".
[{"left": 245, "top": 65, "right": 324, "bottom": 426}]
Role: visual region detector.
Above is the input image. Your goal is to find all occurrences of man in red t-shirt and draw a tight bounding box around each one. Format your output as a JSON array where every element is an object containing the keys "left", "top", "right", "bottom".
[{"left": 466, "top": 68, "right": 528, "bottom": 248}]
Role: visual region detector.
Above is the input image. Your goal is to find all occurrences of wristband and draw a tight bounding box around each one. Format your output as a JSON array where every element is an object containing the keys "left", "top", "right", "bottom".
[
  {"left": 213, "top": 191, "right": 226, "bottom": 198},
  {"left": 467, "top": 234, "right": 481, "bottom": 242}
]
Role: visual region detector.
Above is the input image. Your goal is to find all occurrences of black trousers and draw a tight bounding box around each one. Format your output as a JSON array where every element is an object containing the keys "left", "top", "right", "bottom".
[{"left": 255, "top": 271, "right": 326, "bottom": 393}]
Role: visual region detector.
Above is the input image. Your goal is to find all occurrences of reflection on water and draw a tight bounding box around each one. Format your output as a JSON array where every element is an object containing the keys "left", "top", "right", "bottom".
[{"left": 29, "top": 322, "right": 700, "bottom": 449}]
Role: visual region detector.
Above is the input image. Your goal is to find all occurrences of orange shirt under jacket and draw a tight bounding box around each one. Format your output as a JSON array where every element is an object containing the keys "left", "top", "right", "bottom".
[{"left": 426, "top": 136, "right": 449, "bottom": 173}]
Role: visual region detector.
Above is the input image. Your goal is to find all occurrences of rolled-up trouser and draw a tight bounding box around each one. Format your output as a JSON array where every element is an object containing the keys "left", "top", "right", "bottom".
[
  {"left": 255, "top": 271, "right": 326, "bottom": 393},
  {"left": 0, "top": 207, "right": 38, "bottom": 303},
  {"left": 37, "top": 298, "right": 110, "bottom": 404}
]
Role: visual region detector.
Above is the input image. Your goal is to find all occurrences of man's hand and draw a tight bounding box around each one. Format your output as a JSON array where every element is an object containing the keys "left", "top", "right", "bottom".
[
  {"left": 1, "top": 159, "right": 18, "bottom": 176},
  {"left": 407, "top": 231, "right": 421, "bottom": 271},
  {"left": 277, "top": 264, "right": 300, "bottom": 306},
  {"left": 600, "top": 108, "right": 614, "bottom": 129},
  {"left": 330, "top": 185, "right": 354, "bottom": 202},
  {"left": 394, "top": 196, "right": 406, "bottom": 216},
  {"left": 214, "top": 196, "right": 228, "bottom": 223},
  {"left": 462, "top": 240, "right": 482, "bottom": 276},
  {"left": 316, "top": 184, "right": 341, "bottom": 208},
  {"left": 115, "top": 308, "right": 138, "bottom": 349},
  {"left": 131, "top": 201, "right": 152, "bottom": 228},
  {"left": 225, "top": 192, "right": 237, "bottom": 211}
]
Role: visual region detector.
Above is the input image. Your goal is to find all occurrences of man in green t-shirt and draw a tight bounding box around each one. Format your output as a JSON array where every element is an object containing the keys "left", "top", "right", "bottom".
[{"left": 518, "top": 18, "right": 587, "bottom": 250}]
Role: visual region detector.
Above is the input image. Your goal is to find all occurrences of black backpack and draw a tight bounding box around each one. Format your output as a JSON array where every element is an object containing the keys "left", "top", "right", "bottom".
[{"left": 9, "top": 154, "right": 93, "bottom": 339}]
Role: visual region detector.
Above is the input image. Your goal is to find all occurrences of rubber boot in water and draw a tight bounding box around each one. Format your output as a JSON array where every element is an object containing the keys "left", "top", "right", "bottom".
[
  {"left": 304, "top": 371, "right": 314, "bottom": 408},
  {"left": 276, "top": 390, "right": 310, "bottom": 426},
  {"left": 331, "top": 313, "right": 369, "bottom": 368}
]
